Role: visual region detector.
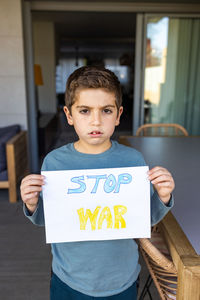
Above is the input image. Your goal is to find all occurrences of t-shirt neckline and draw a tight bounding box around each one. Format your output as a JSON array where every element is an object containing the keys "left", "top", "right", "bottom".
[{"left": 69, "top": 140, "right": 117, "bottom": 158}]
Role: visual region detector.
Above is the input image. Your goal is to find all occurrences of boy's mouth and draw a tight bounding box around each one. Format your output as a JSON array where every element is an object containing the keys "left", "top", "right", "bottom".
[{"left": 89, "top": 131, "right": 102, "bottom": 136}]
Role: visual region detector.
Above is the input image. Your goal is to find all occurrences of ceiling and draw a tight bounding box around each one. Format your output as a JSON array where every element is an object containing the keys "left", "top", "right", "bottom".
[
  {"left": 32, "top": 1, "right": 200, "bottom": 59},
  {"left": 33, "top": 11, "right": 136, "bottom": 59},
  {"left": 32, "top": 11, "right": 136, "bottom": 38}
]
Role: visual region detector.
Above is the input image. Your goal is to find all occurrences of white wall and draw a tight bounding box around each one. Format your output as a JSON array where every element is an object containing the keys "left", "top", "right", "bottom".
[
  {"left": 33, "top": 22, "right": 57, "bottom": 114},
  {"left": 0, "top": 0, "right": 27, "bottom": 129}
]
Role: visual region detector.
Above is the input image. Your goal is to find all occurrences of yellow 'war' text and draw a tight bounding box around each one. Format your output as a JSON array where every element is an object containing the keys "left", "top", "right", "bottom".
[{"left": 77, "top": 205, "right": 127, "bottom": 230}]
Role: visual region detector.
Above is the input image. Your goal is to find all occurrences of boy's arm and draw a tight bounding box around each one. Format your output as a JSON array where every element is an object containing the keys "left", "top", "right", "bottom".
[
  {"left": 21, "top": 174, "right": 45, "bottom": 226},
  {"left": 150, "top": 188, "right": 174, "bottom": 226},
  {"left": 148, "top": 166, "right": 175, "bottom": 226},
  {"left": 23, "top": 194, "right": 45, "bottom": 226}
]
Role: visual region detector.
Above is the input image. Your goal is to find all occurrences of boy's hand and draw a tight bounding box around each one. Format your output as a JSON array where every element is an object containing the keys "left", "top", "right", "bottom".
[
  {"left": 20, "top": 174, "right": 45, "bottom": 214},
  {"left": 148, "top": 166, "right": 175, "bottom": 204}
]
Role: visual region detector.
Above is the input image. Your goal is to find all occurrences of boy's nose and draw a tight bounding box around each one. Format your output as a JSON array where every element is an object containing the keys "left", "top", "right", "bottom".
[{"left": 91, "top": 111, "right": 101, "bottom": 126}]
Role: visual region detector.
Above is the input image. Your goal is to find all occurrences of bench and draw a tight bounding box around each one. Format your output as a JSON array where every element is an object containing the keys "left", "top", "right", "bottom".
[{"left": 0, "top": 130, "right": 28, "bottom": 203}]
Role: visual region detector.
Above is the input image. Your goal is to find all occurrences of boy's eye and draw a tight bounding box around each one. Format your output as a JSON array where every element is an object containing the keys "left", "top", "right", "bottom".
[
  {"left": 103, "top": 109, "right": 112, "bottom": 114},
  {"left": 79, "top": 109, "right": 89, "bottom": 114}
]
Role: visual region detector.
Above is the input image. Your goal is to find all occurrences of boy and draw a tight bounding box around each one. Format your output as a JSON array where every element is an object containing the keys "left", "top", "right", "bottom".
[{"left": 21, "top": 66, "right": 174, "bottom": 300}]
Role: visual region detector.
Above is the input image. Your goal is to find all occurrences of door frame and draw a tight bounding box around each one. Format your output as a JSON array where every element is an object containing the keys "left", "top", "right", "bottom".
[{"left": 23, "top": 2, "right": 200, "bottom": 170}]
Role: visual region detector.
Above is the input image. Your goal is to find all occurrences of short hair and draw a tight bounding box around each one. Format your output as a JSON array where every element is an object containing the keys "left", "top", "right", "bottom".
[{"left": 65, "top": 66, "right": 122, "bottom": 113}]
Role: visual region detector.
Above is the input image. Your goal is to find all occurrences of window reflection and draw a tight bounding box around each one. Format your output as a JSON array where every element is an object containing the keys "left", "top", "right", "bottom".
[
  {"left": 144, "top": 17, "right": 169, "bottom": 123},
  {"left": 144, "top": 17, "right": 200, "bottom": 135}
]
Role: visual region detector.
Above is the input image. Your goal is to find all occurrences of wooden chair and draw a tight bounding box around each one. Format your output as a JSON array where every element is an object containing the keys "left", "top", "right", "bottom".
[
  {"left": 0, "top": 131, "right": 28, "bottom": 203},
  {"left": 136, "top": 123, "right": 188, "bottom": 137},
  {"left": 138, "top": 229, "right": 177, "bottom": 300}
]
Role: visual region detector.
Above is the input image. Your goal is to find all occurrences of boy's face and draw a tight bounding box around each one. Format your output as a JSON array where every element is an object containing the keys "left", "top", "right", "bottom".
[{"left": 64, "top": 88, "right": 123, "bottom": 154}]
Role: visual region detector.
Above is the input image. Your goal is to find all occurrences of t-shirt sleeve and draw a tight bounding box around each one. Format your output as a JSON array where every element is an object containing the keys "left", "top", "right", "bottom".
[
  {"left": 151, "top": 189, "right": 174, "bottom": 226},
  {"left": 23, "top": 194, "right": 45, "bottom": 226}
]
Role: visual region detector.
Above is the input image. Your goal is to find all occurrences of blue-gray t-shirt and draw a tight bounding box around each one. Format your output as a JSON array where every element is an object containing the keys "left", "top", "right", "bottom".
[{"left": 24, "top": 141, "right": 173, "bottom": 297}]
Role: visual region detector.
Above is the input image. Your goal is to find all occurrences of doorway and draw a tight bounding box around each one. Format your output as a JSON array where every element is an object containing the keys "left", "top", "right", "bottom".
[{"left": 32, "top": 11, "right": 137, "bottom": 147}]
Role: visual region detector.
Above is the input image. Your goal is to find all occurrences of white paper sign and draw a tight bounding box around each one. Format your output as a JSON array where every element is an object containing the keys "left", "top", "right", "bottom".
[{"left": 42, "top": 166, "right": 150, "bottom": 243}]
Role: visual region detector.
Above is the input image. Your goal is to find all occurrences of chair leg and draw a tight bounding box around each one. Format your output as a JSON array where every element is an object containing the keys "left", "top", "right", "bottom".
[
  {"left": 8, "top": 183, "right": 17, "bottom": 203},
  {"left": 138, "top": 274, "right": 153, "bottom": 300}
]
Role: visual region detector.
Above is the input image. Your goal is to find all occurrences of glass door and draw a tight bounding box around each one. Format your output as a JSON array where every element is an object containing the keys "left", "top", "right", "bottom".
[{"left": 142, "top": 15, "right": 200, "bottom": 135}]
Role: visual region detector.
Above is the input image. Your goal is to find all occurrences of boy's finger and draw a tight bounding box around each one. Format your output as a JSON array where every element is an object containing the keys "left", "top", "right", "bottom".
[
  {"left": 148, "top": 168, "right": 168, "bottom": 176},
  {"left": 156, "top": 181, "right": 173, "bottom": 187},
  {"left": 28, "top": 186, "right": 43, "bottom": 193},
  {"left": 153, "top": 179, "right": 173, "bottom": 186},
  {"left": 148, "top": 166, "right": 165, "bottom": 174},
  {"left": 25, "top": 178, "right": 45, "bottom": 186},
  {"left": 21, "top": 174, "right": 45, "bottom": 184},
  {"left": 151, "top": 175, "right": 172, "bottom": 184},
  {"left": 23, "top": 192, "right": 38, "bottom": 201},
  {"left": 23, "top": 186, "right": 43, "bottom": 194},
  {"left": 149, "top": 171, "right": 171, "bottom": 181},
  {"left": 20, "top": 179, "right": 45, "bottom": 191}
]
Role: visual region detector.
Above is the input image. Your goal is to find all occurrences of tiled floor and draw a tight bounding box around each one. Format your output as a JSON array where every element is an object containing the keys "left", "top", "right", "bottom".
[{"left": 0, "top": 190, "right": 51, "bottom": 300}]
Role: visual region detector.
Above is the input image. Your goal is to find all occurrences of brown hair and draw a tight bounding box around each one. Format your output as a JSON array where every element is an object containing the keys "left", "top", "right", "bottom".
[{"left": 65, "top": 66, "right": 122, "bottom": 113}]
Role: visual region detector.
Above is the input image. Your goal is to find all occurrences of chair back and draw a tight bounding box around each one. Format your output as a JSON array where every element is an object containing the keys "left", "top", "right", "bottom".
[
  {"left": 138, "top": 230, "right": 177, "bottom": 300},
  {"left": 136, "top": 123, "right": 188, "bottom": 137}
]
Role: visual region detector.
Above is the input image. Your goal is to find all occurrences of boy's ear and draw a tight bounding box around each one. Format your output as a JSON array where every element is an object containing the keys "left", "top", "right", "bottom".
[
  {"left": 63, "top": 106, "right": 73, "bottom": 125},
  {"left": 115, "top": 106, "right": 123, "bottom": 126}
]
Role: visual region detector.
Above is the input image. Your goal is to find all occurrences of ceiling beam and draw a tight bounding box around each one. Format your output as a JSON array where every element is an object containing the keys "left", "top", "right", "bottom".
[{"left": 30, "top": 1, "right": 200, "bottom": 13}]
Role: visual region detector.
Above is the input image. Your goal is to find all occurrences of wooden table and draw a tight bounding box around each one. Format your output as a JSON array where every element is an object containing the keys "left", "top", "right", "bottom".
[{"left": 118, "top": 136, "right": 200, "bottom": 300}]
